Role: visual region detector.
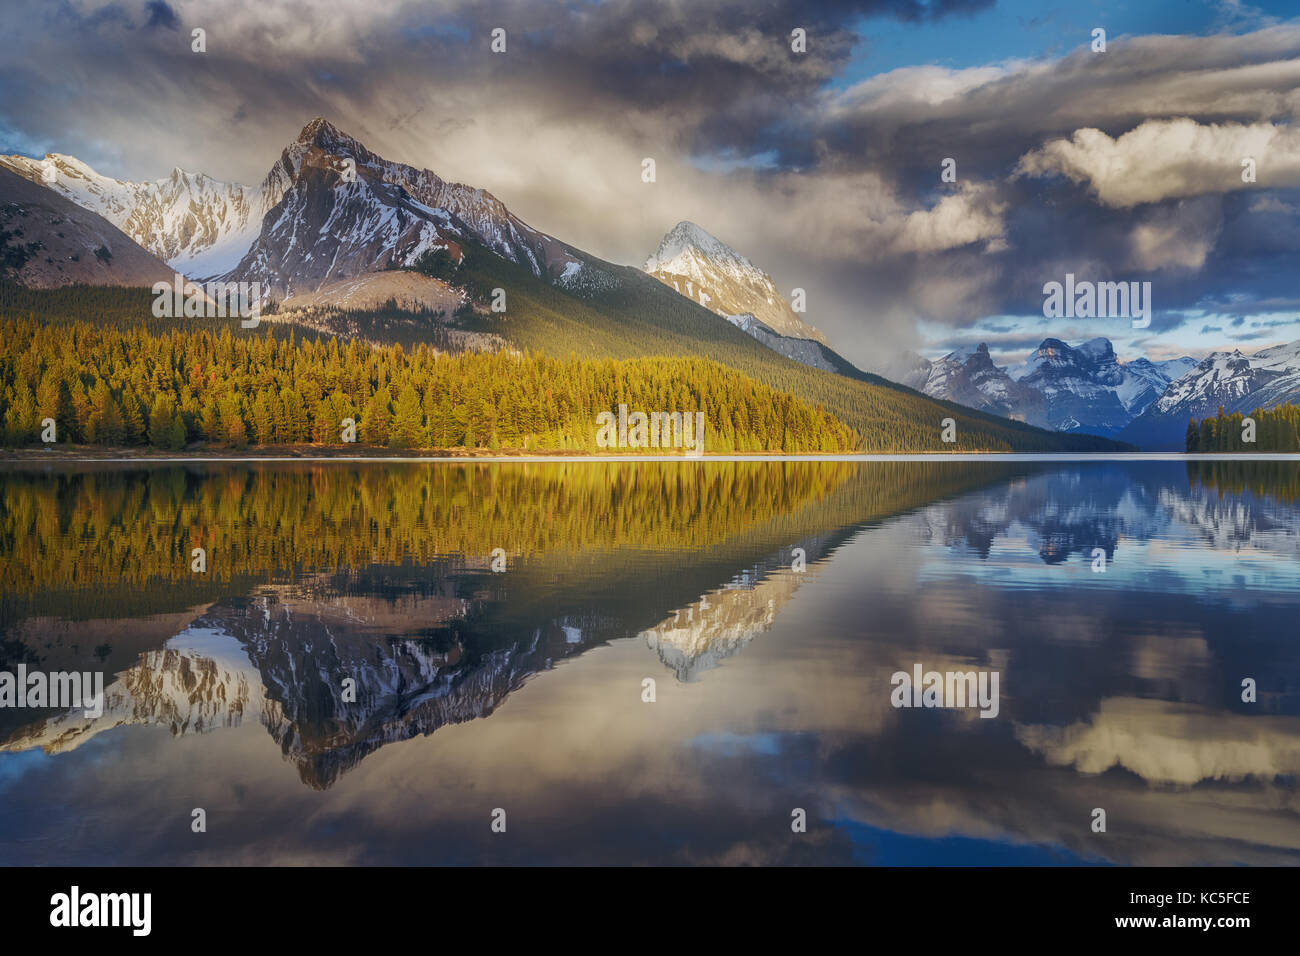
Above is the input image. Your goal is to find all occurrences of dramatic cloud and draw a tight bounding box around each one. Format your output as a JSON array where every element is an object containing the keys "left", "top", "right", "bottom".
[
  {"left": 1016, "top": 118, "right": 1300, "bottom": 207},
  {"left": 0, "top": 1, "right": 1298, "bottom": 366}
]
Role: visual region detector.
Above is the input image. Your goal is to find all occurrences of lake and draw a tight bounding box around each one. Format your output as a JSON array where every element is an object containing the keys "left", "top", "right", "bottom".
[{"left": 1, "top": 459, "right": 1298, "bottom": 865}]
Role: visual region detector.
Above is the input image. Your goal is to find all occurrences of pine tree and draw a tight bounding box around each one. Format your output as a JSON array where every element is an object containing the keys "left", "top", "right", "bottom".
[
  {"left": 389, "top": 384, "right": 425, "bottom": 448},
  {"left": 86, "top": 381, "right": 124, "bottom": 444},
  {"left": 360, "top": 386, "right": 392, "bottom": 445}
]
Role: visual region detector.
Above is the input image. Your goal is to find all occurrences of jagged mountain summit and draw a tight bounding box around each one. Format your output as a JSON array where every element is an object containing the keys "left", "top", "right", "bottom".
[
  {"left": 1009, "top": 338, "right": 1196, "bottom": 426},
  {"left": 1120, "top": 338, "right": 1300, "bottom": 449},
  {"left": 914, "top": 343, "right": 1048, "bottom": 426},
  {"left": 229, "top": 118, "right": 584, "bottom": 297},
  {"left": 1009, "top": 337, "right": 1155, "bottom": 436},
  {"left": 897, "top": 337, "right": 1197, "bottom": 437},
  {"left": 1, "top": 117, "right": 587, "bottom": 296}
]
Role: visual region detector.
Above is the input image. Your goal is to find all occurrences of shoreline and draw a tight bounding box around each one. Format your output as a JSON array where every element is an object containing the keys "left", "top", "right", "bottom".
[{"left": 2, "top": 447, "right": 1299, "bottom": 464}]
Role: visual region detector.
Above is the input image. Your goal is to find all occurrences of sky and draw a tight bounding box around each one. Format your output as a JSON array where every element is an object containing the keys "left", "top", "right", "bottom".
[{"left": 2, "top": 0, "right": 1300, "bottom": 371}]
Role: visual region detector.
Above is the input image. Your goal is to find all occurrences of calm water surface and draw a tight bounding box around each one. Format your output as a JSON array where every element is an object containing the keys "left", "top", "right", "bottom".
[{"left": 1, "top": 460, "right": 1298, "bottom": 865}]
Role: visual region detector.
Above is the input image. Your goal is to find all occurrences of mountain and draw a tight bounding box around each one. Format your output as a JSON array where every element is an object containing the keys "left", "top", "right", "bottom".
[
  {"left": 0, "top": 152, "right": 278, "bottom": 279},
  {"left": 898, "top": 337, "right": 1196, "bottom": 438},
  {"left": 645, "top": 221, "right": 827, "bottom": 343},
  {"left": 1007, "top": 338, "right": 1143, "bottom": 436},
  {"left": 914, "top": 343, "right": 1047, "bottom": 426},
  {"left": 642, "top": 220, "right": 877, "bottom": 376},
  {"left": 0, "top": 165, "right": 175, "bottom": 287},
  {"left": 1008, "top": 338, "right": 1198, "bottom": 435},
  {"left": 1119, "top": 339, "right": 1300, "bottom": 449},
  {"left": 225, "top": 118, "right": 586, "bottom": 298}
]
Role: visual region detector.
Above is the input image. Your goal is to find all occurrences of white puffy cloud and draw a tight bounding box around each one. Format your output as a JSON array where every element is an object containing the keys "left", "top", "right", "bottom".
[
  {"left": 892, "top": 182, "right": 1007, "bottom": 255},
  {"left": 1016, "top": 118, "right": 1300, "bottom": 207}
]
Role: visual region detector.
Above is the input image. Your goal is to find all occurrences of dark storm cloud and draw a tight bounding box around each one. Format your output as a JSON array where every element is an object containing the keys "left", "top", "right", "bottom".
[
  {"left": 763, "top": 27, "right": 1300, "bottom": 357},
  {"left": 143, "top": 0, "right": 178, "bottom": 30},
  {"left": 0, "top": 0, "right": 982, "bottom": 168}
]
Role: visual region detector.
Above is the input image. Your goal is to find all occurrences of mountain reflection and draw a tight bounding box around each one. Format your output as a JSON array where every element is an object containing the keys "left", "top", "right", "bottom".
[{"left": 1, "top": 460, "right": 1299, "bottom": 864}]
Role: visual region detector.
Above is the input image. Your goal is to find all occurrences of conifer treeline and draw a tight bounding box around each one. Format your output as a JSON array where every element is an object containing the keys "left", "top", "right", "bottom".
[
  {"left": 0, "top": 317, "right": 859, "bottom": 452},
  {"left": 1185, "top": 404, "right": 1300, "bottom": 452}
]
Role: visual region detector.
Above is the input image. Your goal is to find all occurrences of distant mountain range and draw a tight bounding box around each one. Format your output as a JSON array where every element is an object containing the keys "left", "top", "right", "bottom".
[
  {"left": 0, "top": 151, "right": 279, "bottom": 279},
  {"left": 1120, "top": 340, "right": 1300, "bottom": 449},
  {"left": 890, "top": 338, "right": 1200, "bottom": 438}
]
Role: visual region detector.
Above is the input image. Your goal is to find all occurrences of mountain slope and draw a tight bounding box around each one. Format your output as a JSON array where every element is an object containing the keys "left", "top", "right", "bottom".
[
  {"left": 444, "top": 239, "right": 1126, "bottom": 451},
  {"left": 0, "top": 165, "right": 174, "bottom": 288},
  {"left": 1120, "top": 339, "right": 1300, "bottom": 449},
  {"left": 0, "top": 152, "right": 278, "bottom": 279}
]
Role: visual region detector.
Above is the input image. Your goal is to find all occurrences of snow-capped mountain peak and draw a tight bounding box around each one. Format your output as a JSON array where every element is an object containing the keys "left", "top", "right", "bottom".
[
  {"left": 1119, "top": 337, "right": 1300, "bottom": 448},
  {"left": 900, "top": 337, "right": 1198, "bottom": 437},
  {"left": 915, "top": 342, "right": 1046, "bottom": 425},
  {"left": 225, "top": 118, "right": 583, "bottom": 297},
  {"left": 645, "top": 220, "right": 756, "bottom": 277},
  {"left": 643, "top": 220, "right": 828, "bottom": 345}
]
